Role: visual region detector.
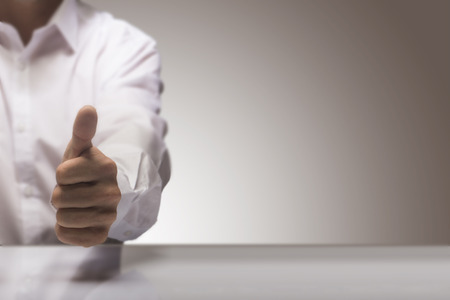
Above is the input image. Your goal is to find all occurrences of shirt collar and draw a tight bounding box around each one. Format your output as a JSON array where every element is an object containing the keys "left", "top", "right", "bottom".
[{"left": 48, "top": 0, "right": 79, "bottom": 52}]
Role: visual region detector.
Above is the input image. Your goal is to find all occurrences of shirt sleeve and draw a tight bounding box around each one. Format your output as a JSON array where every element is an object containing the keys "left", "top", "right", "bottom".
[{"left": 91, "top": 21, "right": 170, "bottom": 242}]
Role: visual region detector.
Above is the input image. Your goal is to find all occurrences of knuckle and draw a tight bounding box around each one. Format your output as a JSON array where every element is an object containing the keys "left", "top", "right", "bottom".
[
  {"left": 55, "top": 224, "right": 70, "bottom": 245},
  {"left": 96, "top": 208, "right": 116, "bottom": 226},
  {"left": 55, "top": 165, "right": 64, "bottom": 184},
  {"left": 55, "top": 164, "right": 69, "bottom": 185},
  {"left": 110, "top": 186, "right": 122, "bottom": 203},
  {"left": 105, "top": 210, "right": 117, "bottom": 225},
  {"left": 51, "top": 187, "right": 62, "bottom": 208},
  {"left": 54, "top": 223, "right": 62, "bottom": 238},
  {"left": 55, "top": 209, "right": 63, "bottom": 225},
  {"left": 99, "top": 227, "right": 109, "bottom": 240},
  {"left": 55, "top": 224, "right": 109, "bottom": 247},
  {"left": 98, "top": 157, "right": 117, "bottom": 177},
  {"left": 56, "top": 209, "right": 71, "bottom": 227},
  {"left": 99, "top": 185, "right": 121, "bottom": 205},
  {"left": 88, "top": 227, "right": 109, "bottom": 246},
  {"left": 114, "top": 186, "right": 121, "bottom": 198},
  {"left": 79, "top": 236, "right": 96, "bottom": 248}
]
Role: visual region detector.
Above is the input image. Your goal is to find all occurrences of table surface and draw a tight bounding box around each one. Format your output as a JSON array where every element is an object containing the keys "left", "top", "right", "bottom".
[{"left": 1, "top": 245, "right": 449, "bottom": 299}]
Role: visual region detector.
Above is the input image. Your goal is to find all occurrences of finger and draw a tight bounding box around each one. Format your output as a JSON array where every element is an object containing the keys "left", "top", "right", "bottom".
[
  {"left": 63, "top": 105, "right": 98, "bottom": 161},
  {"left": 56, "top": 156, "right": 101, "bottom": 185},
  {"left": 52, "top": 183, "right": 121, "bottom": 209},
  {"left": 55, "top": 224, "right": 109, "bottom": 247},
  {"left": 56, "top": 207, "right": 117, "bottom": 229},
  {"left": 56, "top": 148, "right": 117, "bottom": 185}
]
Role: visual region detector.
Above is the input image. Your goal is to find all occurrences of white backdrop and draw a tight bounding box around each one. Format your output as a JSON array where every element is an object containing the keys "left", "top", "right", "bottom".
[{"left": 86, "top": 0, "right": 450, "bottom": 245}]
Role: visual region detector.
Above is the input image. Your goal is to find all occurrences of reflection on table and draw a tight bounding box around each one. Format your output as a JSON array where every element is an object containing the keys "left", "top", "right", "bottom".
[
  {"left": 1, "top": 245, "right": 450, "bottom": 299},
  {"left": 0, "top": 245, "right": 157, "bottom": 300}
]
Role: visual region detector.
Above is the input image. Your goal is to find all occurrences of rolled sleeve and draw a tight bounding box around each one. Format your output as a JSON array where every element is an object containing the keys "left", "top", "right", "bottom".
[{"left": 92, "top": 22, "right": 170, "bottom": 242}]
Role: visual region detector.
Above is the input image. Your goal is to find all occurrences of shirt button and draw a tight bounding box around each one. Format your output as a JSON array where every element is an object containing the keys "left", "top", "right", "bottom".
[
  {"left": 19, "top": 284, "right": 29, "bottom": 294},
  {"left": 124, "top": 231, "right": 133, "bottom": 237},
  {"left": 19, "top": 277, "right": 31, "bottom": 294},
  {"left": 24, "top": 185, "right": 33, "bottom": 197},
  {"left": 17, "top": 59, "right": 26, "bottom": 70},
  {"left": 17, "top": 122, "right": 26, "bottom": 133}
]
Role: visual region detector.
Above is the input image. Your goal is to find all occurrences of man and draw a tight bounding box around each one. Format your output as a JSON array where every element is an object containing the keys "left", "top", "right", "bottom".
[{"left": 0, "top": 0, "right": 169, "bottom": 246}]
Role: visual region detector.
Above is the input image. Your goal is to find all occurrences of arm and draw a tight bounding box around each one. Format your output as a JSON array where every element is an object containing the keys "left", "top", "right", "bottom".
[{"left": 52, "top": 29, "right": 169, "bottom": 246}]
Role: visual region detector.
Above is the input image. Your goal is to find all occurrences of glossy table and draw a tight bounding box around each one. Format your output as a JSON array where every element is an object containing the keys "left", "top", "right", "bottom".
[{"left": 1, "top": 245, "right": 449, "bottom": 299}]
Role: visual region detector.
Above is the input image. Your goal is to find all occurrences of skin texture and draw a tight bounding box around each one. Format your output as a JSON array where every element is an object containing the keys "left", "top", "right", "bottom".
[{"left": 52, "top": 106, "right": 121, "bottom": 247}]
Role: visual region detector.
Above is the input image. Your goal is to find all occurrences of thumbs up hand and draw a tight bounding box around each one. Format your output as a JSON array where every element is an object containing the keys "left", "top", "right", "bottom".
[{"left": 51, "top": 106, "right": 121, "bottom": 247}]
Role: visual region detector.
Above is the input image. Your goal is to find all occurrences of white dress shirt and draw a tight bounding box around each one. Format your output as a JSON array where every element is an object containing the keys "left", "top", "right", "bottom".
[{"left": 0, "top": 0, "right": 169, "bottom": 244}]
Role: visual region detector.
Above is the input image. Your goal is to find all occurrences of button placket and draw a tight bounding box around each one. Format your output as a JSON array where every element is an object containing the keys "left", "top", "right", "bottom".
[
  {"left": 12, "top": 53, "right": 38, "bottom": 244},
  {"left": 17, "top": 59, "right": 26, "bottom": 71},
  {"left": 24, "top": 185, "right": 33, "bottom": 198},
  {"left": 17, "top": 122, "right": 26, "bottom": 133}
]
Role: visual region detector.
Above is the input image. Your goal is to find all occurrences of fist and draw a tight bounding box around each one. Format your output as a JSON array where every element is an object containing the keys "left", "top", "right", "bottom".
[{"left": 51, "top": 106, "right": 121, "bottom": 247}]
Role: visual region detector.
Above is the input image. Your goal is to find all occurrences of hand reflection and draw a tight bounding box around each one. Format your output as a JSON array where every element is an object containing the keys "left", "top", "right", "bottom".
[{"left": 0, "top": 245, "right": 158, "bottom": 300}]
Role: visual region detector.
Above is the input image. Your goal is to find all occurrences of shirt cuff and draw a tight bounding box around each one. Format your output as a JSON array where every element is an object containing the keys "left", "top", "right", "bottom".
[{"left": 99, "top": 144, "right": 162, "bottom": 242}]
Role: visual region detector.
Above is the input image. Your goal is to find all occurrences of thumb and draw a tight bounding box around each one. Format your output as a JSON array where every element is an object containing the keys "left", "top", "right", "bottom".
[{"left": 63, "top": 105, "right": 98, "bottom": 161}]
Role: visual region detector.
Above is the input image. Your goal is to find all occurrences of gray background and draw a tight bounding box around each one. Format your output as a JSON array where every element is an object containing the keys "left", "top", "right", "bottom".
[{"left": 86, "top": 0, "right": 449, "bottom": 244}]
